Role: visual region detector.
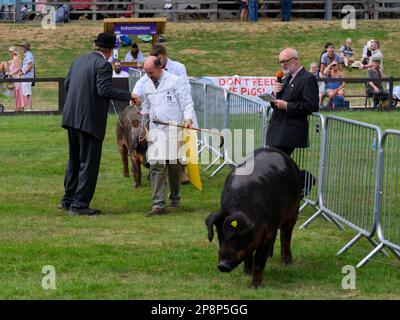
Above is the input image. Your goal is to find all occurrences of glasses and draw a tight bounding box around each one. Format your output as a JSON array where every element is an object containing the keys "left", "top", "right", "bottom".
[
  {"left": 331, "top": 64, "right": 338, "bottom": 67},
  {"left": 278, "top": 57, "right": 296, "bottom": 65}
]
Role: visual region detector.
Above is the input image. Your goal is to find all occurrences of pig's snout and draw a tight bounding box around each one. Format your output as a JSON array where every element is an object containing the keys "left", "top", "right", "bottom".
[{"left": 218, "top": 260, "right": 233, "bottom": 272}]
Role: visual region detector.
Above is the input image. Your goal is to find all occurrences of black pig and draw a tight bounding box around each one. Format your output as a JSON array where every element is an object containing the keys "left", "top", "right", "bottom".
[{"left": 205, "top": 147, "right": 301, "bottom": 288}]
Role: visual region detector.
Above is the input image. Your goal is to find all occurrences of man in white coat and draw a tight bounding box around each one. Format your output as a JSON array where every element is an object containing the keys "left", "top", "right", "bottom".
[
  {"left": 134, "top": 44, "right": 197, "bottom": 185},
  {"left": 141, "top": 56, "right": 194, "bottom": 217}
]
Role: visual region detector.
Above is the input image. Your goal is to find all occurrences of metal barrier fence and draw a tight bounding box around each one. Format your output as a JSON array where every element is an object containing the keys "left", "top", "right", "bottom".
[
  {"left": 292, "top": 114, "right": 325, "bottom": 212},
  {"left": 189, "top": 81, "right": 269, "bottom": 176},
  {"left": 367, "top": 130, "right": 400, "bottom": 265},
  {"left": 299, "top": 116, "right": 390, "bottom": 267},
  {"left": 128, "top": 68, "right": 144, "bottom": 92}
]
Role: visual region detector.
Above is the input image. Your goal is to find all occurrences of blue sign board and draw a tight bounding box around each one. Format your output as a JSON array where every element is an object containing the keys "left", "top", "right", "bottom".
[{"left": 114, "top": 23, "right": 157, "bottom": 35}]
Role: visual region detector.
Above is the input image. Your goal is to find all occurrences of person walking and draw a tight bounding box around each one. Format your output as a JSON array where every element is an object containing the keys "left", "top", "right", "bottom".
[{"left": 16, "top": 42, "right": 35, "bottom": 111}]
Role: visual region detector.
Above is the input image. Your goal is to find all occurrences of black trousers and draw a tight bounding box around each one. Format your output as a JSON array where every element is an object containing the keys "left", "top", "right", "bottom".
[{"left": 62, "top": 128, "right": 103, "bottom": 210}]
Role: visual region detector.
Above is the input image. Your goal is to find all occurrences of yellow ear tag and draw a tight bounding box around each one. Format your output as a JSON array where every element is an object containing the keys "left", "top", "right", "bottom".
[{"left": 231, "top": 220, "right": 238, "bottom": 228}]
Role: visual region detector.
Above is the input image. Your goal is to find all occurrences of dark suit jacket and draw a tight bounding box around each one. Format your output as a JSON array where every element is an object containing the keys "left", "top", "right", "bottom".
[
  {"left": 62, "top": 52, "right": 132, "bottom": 142},
  {"left": 266, "top": 67, "right": 319, "bottom": 148}
]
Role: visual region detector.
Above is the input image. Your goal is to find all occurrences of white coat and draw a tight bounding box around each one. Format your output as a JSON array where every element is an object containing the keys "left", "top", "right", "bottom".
[{"left": 142, "top": 70, "right": 196, "bottom": 162}]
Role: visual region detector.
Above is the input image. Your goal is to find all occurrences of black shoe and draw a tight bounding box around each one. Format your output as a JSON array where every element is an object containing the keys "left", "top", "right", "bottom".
[
  {"left": 169, "top": 199, "right": 180, "bottom": 209},
  {"left": 69, "top": 207, "right": 101, "bottom": 216},
  {"left": 58, "top": 202, "right": 71, "bottom": 211},
  {"left": 145, "top": 207, "right": 167, "bottom": 217}
]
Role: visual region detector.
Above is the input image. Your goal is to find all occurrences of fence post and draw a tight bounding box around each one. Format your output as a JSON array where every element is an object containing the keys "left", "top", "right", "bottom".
[
  {"left": 58, "top": 78, "right": 66, "bottom": 112},
  {"left": 203, "top": 84, "right": 208, "bottom": 129},
  {"left": 15, "top": 0, "right": 21, "bottom": 22},
  {"left": 92, "top": 3, "right": 97, "bottom": 21},
  {"left": 389, "top": 76, "right": 394, "bottom": 109},
  {"left": 172, "top": 0, "right": 178, "bottom": 22},
  {"left": 133, "top": 0, "right": 139, "bottom": 18},
  {"left": 224, "top": 90, "right": 229, "bottom": 129},
  {"left": 209, "top": 0, "right": 218, "bottom": 21},
  {"left": 325, "top": 0, "right": 332, "bottom": 20}
]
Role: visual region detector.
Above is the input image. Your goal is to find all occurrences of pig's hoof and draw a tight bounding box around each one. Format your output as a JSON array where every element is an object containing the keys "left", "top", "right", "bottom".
[
  {"left": 123, "top": 173, "right": 129, "bottom": 177},
  {"left": 243, "top": 266, "right": 252, "bottom": 275},
  {"left": 134, "top": 184, "right": 141, "bottom": 188},
  {"left": 282, "top": 256, "right": 293, "bottom": 265},
  {"left": 249, "top": 280, "right": 262, "bottom": 289}
]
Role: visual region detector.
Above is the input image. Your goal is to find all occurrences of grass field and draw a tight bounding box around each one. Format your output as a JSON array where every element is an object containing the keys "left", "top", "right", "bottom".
[
  {"left": 1, "top": 20, "right": 400, "bottom": 300},
  {"left": 0, "top": 113, "right": 400, "bottom": 300}
]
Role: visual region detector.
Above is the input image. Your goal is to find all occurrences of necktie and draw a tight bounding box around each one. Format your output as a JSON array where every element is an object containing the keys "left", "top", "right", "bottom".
[{"left": 153, "top": 80, "right": 159, "bottom": 89}]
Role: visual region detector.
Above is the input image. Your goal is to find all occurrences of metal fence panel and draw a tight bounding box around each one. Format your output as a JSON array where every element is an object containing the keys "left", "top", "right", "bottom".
[
  {"left": 189, "top": 80, "right": 206, "bottom": 129},
  {"left": 226, "top": 92, "right": 266, "bottom": 164},
  {"left": 128, "top": 68, "right": 143, "bottom": 92},
  {"left": 379, "top": 130, "right": 400, "bottom": 252},
  {"left": 292, "top": 113, "right": 324, "bottom": 211},
  {"left": 204, "top": 84, "right": 226, "bottom": 131},
  {"left": 320, "top": 116, "right": 381, "bottom": 237}
]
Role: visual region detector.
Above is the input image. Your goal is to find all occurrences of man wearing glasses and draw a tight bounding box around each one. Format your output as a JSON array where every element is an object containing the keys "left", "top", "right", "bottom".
[{"left": 266, "top": 47, "right": 319, "bottom": 156}]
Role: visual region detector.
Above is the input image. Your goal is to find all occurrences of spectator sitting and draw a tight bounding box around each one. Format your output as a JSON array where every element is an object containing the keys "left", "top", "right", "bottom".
[
  {"left": 320, "top": 44, "right": 343, "bottom": 75},
  {"left": 368, "top": 40, "right": 384, "bottom": 70},
  {"left": 361, "top": 39, "right": 374, "bottom": 66},
  {"left": 240, "top": 0, "right": 249, "bottom": 22},
  {"left": 339, "top": 38, "right": 354, "bottom": 71},
  {"left": 365, "top": 56, "right": 389, "bottom": 108},
  {"left": 0, "top": 61, "right": 10, "bottom": 78},
  {"left": 56, "top": 4, "right": 70, "bottom": 23},
  {"left": 323, "top": 61, "right": 345, "bottom": 108},
  {"left": 124, "top": 43, "right": 145, "bottom": 64},
  {"left": 112, "top": 60, "right": 129, "bottom": 78},
  {"left": 310, "top": 62, "right": 325, "bottom": 107},
  {"left": 318, "top": 41, "right": 333, "bottom": 72}
]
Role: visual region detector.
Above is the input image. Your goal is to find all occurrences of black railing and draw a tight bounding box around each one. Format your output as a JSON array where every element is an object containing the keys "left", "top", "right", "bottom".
[{"left": 0, "top": 76, "right": 129, "bottom": 114}]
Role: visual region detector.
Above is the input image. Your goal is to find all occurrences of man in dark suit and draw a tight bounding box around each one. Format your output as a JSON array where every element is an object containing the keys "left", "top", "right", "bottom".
[
  {"left": 266, "top": 47, "right": 319, "bottom": 156},
  {"left": 266, "top": 48, "right": 319, "bottom": 197},
  {"left": 60, "top": 33, "right": 135, "bottom": 216}
]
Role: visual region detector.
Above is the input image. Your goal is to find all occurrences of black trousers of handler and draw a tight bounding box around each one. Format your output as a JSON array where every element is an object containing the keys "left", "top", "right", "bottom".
[{"left": 61, "top": 127, "right": 103, "bottom": 210}]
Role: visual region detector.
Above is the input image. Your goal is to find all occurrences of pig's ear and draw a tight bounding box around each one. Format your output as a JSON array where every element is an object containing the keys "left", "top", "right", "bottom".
[
  {"left": 223, "top": 211, "right": 254, "bottom": 240},
  {"left": 205, "top": 210, "right": 222, "bottom": 242}
]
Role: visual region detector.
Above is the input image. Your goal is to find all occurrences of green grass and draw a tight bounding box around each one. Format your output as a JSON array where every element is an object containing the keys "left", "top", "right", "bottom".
[{"left": 1, "top": 115, "right": 400, "bottom": 299}]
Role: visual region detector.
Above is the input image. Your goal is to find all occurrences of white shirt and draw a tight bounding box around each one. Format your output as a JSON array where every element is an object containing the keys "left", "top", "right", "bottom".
[
  {"left": 112, "top": 70, "right": 130, "bottom": 78},
  {"left": 124, "top": 50, "right": 145, "bottom": 64},
  {"left": 132, "top": 58, "right": 188, "bottom": 96},
  {"left": 142, "top": 70, "right": 195, "bottom": 161}
]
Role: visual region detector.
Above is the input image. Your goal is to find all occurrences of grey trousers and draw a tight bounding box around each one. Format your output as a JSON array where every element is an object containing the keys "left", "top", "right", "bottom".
[{"left": 150, "top": 161, "right": 181, "bottom": 209}]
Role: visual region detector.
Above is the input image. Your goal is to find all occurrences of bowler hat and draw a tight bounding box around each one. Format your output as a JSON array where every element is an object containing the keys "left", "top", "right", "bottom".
[{"left": 94, "top": 33, "right": 116, "bottom": 48}]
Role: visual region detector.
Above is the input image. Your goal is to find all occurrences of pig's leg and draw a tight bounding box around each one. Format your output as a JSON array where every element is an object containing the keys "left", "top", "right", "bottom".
[
  {"left": 118, "top": 142, "right": 129, "bottom": 177},
  {"left": 131, "top": 152, "right": 142, "bottom": 188},
  {"left": 280, "top": 208, "right": 299, "bottom": 265},
  {"left": 243, "top": 254, "right": 254, "bottom": 275},
  {"left": 251, "top": 228, "right": 278, "bottom": 288}
]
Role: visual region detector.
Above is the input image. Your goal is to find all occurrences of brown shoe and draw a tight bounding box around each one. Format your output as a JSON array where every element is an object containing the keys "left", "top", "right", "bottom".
[
  {"left": 145, "top": 207, "right": 167, "bottom": 217},
  {"left": 169, "top": 199, "right": 180, "bottom": 209}
]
